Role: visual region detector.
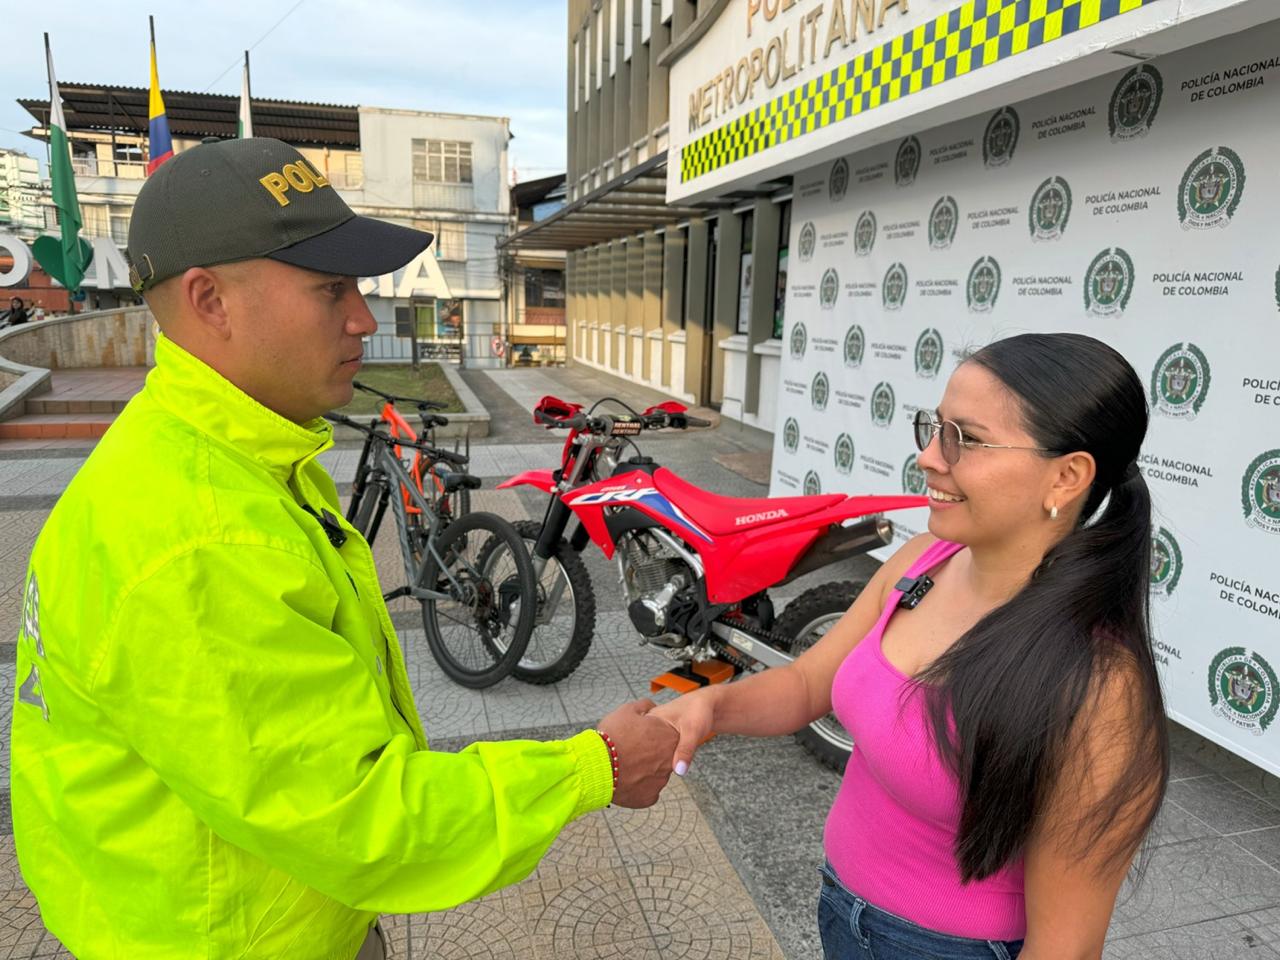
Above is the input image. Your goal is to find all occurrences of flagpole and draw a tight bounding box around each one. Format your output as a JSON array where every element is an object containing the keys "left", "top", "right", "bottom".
[
  {"left": 150, "top": 14, "right": 156, "bottom": 50},
  {"left": 245, "top": 49, "right": 252, "bottom": 136},
  {"left": 43, "top": 33, "right": 53, "bottom": 174}
]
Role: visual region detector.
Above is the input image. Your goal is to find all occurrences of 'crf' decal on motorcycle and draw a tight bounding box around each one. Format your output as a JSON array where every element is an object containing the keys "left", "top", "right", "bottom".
[
  {"left": 571, "top": 487, "right": 712, "bottom": 542},
  {"left": 572, "top": 487, "right": 648, "bottom": 504}
]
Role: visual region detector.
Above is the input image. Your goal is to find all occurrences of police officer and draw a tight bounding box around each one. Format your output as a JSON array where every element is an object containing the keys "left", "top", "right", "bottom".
[{"left": 11, "top": 138, "right": 677, "bottom": 959}]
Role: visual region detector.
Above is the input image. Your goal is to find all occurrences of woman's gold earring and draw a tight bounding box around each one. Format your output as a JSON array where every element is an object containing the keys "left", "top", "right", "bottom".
[{"left": 1049, "top": 505, "right": 1059, "bottom": 520}]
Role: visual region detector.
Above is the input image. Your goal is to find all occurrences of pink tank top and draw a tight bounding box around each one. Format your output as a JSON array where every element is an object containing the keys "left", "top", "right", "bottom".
[{"left": 824, "top": 539, "right": 1026, "bottom": 941}]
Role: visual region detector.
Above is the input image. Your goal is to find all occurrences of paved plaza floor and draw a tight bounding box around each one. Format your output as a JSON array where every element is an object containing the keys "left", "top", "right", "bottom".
[{"left": 0, "top": 364, "right": 1277, "bottom": 958}]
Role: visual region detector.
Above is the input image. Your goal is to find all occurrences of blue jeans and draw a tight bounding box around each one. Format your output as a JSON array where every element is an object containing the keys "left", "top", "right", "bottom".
[{"left": 818, "top": 862, "right": 1023, "bottom": 960}]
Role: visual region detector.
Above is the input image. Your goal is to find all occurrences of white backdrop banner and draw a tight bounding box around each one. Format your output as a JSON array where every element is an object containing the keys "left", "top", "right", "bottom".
[{"left": 772, "top": 23, "right": 1280, "bottom": 775}]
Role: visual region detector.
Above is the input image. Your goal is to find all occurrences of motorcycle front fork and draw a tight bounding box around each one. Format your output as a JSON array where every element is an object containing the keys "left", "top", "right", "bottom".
[{"left": 527, "top": 496, "right": 578, "bottom": 624}]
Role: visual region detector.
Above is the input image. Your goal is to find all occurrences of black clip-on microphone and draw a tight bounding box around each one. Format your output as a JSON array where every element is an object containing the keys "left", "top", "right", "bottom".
[{"left": 895, "top": 575, "right": 934, "bottom": 610}]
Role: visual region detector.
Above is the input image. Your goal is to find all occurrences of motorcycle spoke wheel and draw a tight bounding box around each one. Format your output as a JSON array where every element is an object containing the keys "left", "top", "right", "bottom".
[
  {"left": 774, "top": 581, "right": 868, "bottom": 772},
  {"left": 477, "top": 520, "right": 595, "bottom": 684}
]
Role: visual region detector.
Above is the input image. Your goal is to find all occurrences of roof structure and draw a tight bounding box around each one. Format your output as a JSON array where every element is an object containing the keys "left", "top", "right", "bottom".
[
  {"left": 512, "top": 173, "right": 566, "bottom": 212},
  {"left": 18, "top": 84, "right": 359, "bottom": 147},
  {"left": 501, "top": 153, "right": 703, "bottom": 252}
]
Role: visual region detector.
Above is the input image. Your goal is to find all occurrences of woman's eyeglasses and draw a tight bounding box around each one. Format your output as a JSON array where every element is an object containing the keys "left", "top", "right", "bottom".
[{"left": 912, "top": 409, "right": 1054, "bottom": 465}]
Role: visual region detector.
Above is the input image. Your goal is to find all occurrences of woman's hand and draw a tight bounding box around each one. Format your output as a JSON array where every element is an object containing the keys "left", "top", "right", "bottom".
[{"left": 650, "top": 689, "right": 719, "bottom": 776}]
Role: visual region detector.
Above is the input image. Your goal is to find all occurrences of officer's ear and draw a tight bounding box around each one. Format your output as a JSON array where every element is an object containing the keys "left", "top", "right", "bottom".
[{"left": 180, "top": 266, "right": 234, "bottom": 341}]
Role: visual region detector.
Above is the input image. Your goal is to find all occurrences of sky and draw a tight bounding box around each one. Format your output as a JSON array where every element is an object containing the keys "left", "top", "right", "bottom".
[{"left": 0, "top": 0, "right": 569, "bottom": 182}]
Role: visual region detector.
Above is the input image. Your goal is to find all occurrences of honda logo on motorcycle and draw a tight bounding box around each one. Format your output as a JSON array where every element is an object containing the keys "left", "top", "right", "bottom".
[{"left": 735, "top": 509, "right": 789, "bottom": 526}]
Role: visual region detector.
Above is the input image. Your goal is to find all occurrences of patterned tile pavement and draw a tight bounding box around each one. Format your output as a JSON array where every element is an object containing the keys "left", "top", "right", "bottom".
[{"left": 0, "top": 365, "right": 1277, "bottom": 958}]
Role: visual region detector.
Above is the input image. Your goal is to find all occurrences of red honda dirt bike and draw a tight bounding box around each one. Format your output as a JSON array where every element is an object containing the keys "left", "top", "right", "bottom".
[{"left": 493, "top": 395, "right": 926, "bottom": 769}]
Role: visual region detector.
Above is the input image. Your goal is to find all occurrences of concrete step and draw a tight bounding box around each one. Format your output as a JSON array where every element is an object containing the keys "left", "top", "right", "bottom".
[
  {"left": 23, "top": 397, "right": 130, "bottom": 415},
  {"left": 0, "top": 413, "right": 117, "bottom": 439}
]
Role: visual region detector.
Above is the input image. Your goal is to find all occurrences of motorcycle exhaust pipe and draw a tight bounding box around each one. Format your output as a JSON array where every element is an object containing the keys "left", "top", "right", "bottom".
[{"left": 778, "top": 517, "right": 895, "bottom": 585}]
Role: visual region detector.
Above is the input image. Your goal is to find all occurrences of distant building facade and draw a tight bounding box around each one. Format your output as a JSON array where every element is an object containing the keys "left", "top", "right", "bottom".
[
  {"left": 502, "top": 174, "right": 567, "bottom": 365},
  {"left": 9, "top": 86, "right": 510, "bottom": 365},
  {"left": 0, "top": 149, "right": 41, "bottom": 236}
]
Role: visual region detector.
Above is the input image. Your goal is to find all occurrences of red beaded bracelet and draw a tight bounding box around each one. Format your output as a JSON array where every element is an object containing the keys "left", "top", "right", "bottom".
[{"left": 594, "top": 729, "right": 620, "bottom": 799}]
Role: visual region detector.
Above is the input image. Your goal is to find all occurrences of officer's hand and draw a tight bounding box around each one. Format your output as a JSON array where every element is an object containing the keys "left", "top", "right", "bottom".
[{"left": 596, "top": 699, "right": 679, "bottom": 808}]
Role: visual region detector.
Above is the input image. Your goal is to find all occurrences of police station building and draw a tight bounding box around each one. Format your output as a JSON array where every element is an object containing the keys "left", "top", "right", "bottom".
[{"left": 509, "top": 0, "right": 1280, "bottom": 778}]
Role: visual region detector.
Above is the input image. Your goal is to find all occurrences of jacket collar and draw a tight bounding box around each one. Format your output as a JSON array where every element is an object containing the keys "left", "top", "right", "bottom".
[{"left": 146, "top": 334, "right": 333, "bottom": 485}]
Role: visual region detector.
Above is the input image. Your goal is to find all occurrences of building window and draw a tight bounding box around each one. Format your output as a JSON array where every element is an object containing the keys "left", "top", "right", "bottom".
[
  {"left": 43, "top": 207, "right": 60, "bottom": 229},
  {"left": 331, "top": 152, "right": 363, "bottom": 189},
  {"left": 82, "top": 205, "right": 110, "bottom": 239},
  {"left": 524, "top": 268, "right": 565, "bottom": 308},
  {"left": 773, "top": 200, "right": 790, "bottom": 339},
  {"left": 413, "top": 219, "right": 466, "bottom": 261},
  {"left": 412, "top": 140, "right": 473, "bottom": 184},
  {"left": 737, "top": 211, "right": 753, "bottom": 335},
  {"left": 110, "top": 212, "right": 131, "bottom": 246}
]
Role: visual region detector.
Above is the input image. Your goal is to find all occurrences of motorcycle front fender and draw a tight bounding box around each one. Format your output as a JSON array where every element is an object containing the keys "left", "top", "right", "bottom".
[{"left": 496, "top": 468, "right": 558, "bottom": 493}]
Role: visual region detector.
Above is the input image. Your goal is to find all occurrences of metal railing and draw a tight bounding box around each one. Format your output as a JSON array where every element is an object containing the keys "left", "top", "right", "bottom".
[{"left": 71, "top": 158, "right": 147, "bottom": 180}]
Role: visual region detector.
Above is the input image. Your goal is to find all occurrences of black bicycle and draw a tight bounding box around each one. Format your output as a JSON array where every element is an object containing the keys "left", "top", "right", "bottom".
[{"left": 328, "top": 411, "right": 535, "bottom": 689}]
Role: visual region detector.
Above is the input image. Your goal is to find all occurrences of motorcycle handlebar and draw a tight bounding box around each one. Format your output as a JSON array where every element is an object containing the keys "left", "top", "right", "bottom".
[{"left": 535, "top": 407, "right": 711, "bottom": 434}]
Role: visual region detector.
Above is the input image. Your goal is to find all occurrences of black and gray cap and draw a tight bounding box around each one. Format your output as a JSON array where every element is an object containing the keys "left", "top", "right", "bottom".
[{"left": 126, "top": 137, "right": 432, "bottom": 293}]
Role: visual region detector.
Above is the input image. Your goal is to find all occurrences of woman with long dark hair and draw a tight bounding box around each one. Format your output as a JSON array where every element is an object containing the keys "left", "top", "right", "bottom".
[{"left": 653, "top": 332, "right": 1169, "bottom": 960}]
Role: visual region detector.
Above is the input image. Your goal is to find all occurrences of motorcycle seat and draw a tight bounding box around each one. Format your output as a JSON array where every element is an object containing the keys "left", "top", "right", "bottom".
[{"left": 652, "top": 467, "right": 845, "bottom": 536}]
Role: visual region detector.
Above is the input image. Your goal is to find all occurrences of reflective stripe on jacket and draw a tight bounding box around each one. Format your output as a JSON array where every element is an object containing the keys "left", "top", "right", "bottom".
[{"left": 10, "top": 335, "right": 613, "bottom": 959}]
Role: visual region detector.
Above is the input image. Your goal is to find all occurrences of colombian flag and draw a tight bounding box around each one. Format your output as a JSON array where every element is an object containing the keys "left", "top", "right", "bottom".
[{"left": 146, "top": 29, "right": 173, "bottom": 174}]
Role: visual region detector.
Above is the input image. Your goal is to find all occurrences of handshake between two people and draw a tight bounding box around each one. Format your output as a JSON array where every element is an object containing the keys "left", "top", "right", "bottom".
[{"left": 594, "top": 690, "right": 717, "bottom": 808}]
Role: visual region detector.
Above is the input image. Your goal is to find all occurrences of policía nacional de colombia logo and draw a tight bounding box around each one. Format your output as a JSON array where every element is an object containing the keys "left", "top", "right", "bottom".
[
  {"left": 1208, "top": 647, "right": 1278, "bottom": 735},
  {"left": 870, "top": 381, "right": 895, "bottom": 428},
  {"left": 782, "top": 417, "right": 800, "bottom": 454},
  {"left": 1109, "top": 64, "right": 1164, "bottom": 142},
  {"left": 1241, "top": 449, "right": 1280, "bottom": 534},
  {"left": 895, "top": 136, "right": 921, "bottom": 187},
  {"left": 1178, "top": 146, "right": 1245, "bottom": 230},
  {"left": 929, "top": 196, "right": 958, "bottom": 250},
  {"left": 820, "top": 268, "right": 840, "bottom": 310},
  {"left": 1029, "top": 176, "right": 1072, "bottom": 242},
  {"left": 1084, "top": 247, "right": 1135, "bottom": 317},
  {"left": 811, "top": 371, "right": 830, "bottom": 411},
  {"left": 789, "top": 322, "right": 808, "bottom": 360},
  {"left": 1150, "top": 342, "right": 1210, "bottom": 420},
  {"left": 882, "top": 262, "right": 908, "bottom": 311},
  {"left": 854, "top": 210, "right": 877, "bottom": 257},
  {"left": 914, "top": 328, "right": 944, "bottom": 379},
  {"left": 966, "top": 256, "right": 1001, "bottom": 313},
  {"left": 983, "top": 107, "right": 1020, "bottom": 168},
  {"left": 834, "top": 433, "right": 856, "bottom": 475},
  {"left": 1149, "top": 526, "right": 1183, "bottom": 599},
  {"left": 829, "top": 157, "right": 850, "bottom": 202},
  {"left": 798, "top": 221, "right": 817, "bottom": 262},
  {"left": 844, "top": 324, "right": 866, "bottom": 368},
  {"left": 902, "top": 454, "right": 927, "bottom": 495},
  {"left": 804, "top": 469, "right": 823, "bottom": 495}
]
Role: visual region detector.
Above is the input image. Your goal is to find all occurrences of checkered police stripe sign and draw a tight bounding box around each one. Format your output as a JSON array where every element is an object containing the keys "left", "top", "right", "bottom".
[{"left": 680, "top": 0, "right": 1158, "bottom": 183}]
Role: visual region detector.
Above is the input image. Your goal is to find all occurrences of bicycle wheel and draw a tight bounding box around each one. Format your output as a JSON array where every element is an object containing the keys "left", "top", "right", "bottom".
[
  {"left": 418, "top": 512, "right": 536, "bottom": 688},
  {"left": 477, "top": 520, "right": 594, "bottom": 684},
  {"left": 351, "top": 475, "right": 390, "bottom": 544}
]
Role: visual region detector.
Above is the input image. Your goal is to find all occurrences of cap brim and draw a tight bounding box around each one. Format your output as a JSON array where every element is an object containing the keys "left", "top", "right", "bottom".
[{"left": 267, "top": 215, "right": 433, "bottom": 278}]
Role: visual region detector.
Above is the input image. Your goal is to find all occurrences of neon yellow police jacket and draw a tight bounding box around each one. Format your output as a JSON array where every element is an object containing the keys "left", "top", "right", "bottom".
[{"left": 10, "top": 335, "right": 614, "bottom": 959}]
